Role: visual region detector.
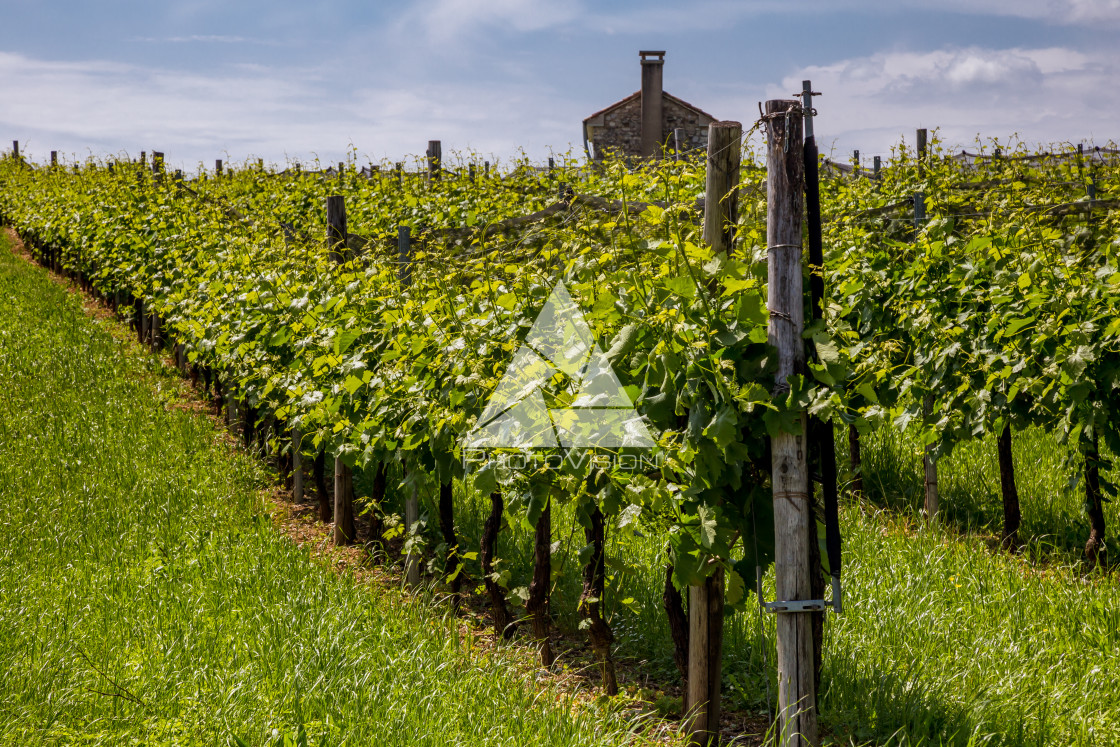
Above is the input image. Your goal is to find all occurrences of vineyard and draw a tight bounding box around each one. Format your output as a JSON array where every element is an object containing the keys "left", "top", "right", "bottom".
[{"left": 2, "top": 109, "right": 1120, "bottom": 747}]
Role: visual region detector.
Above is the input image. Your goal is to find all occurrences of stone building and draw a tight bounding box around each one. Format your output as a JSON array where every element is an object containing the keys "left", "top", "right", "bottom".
[{"left": 582, "top": 51, "right": 717, "bottom": 161}]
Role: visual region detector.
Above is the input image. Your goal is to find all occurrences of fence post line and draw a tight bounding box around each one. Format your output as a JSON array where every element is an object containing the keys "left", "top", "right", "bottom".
[{"left": 765, "top": 97, "right": 817, "bottom": 747}]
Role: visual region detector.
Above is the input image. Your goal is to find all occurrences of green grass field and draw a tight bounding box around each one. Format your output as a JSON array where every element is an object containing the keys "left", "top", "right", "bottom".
[
  {"left": 1, "top": 229, "right": 1118, "bottom": 747},
  {"left": 0, "top": 234, "right": 659, "bottom": 746}
]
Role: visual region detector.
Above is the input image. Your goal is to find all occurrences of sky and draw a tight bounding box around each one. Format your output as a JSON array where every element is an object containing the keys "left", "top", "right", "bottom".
[{"left": 1, "top": 0, "right": 1118, "bottom": 171}]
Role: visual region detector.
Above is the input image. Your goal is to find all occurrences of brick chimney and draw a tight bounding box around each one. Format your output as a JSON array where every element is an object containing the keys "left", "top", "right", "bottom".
[{"left": 640, "top": 50, "right": 665, "bottom": 158}]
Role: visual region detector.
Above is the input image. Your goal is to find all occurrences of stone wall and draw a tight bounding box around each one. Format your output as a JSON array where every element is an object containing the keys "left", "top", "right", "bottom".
[
  {"left": 663, "top": 96, "right": 711, "bottom": 154},
  {"left": 587, "top": 93, "right": 712, "bottom": 159},
  {"left": 588, "top": 96, "right": 643, "bottom": 159}
]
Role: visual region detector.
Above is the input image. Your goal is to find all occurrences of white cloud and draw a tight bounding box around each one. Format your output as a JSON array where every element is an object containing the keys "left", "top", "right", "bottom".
[
  {"left": 753, "top": 45, "right": 1117, "bottom": 159},
  {"left": 396, "top": 0, "right": 583, "bottom": 44},
  {"left": 0, "top": 51, "right": 585, "bottom": 170}
]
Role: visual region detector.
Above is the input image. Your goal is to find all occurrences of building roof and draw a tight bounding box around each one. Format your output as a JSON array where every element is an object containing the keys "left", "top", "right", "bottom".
[{"left": 582, "top": 90, "right": 716, "bottom": 125}]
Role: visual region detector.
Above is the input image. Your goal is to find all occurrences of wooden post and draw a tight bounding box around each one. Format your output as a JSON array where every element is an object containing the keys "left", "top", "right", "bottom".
[
  {"left": 398, "top": 224, "right": 420, "bottom": 586},
  {"left": 917, "top": 128, "right": 927, "bottom": 172},
  {"left": 258, "top": 158, "right": 264, "bottom": 170},
  {"left": 11, "top": 141, "right": 17, "bottom": 160},
  {"left": 396, "top": 162, "right": 403, "bottom": 185},
  {"left": 873, "top": 155, "right": 881, "bottom": 179},
  {"left": 548, "top": 156, "right": 555, "bottom": 175},
  {"left": 398, "top": 225, "right": 413, "bottom": 287},
  {"left": 469, "top": 163, "right": 476, "bottom": 182},
  {"left": 333, "top": 456, "right": 355, "bottom": 545},
  {"left": 50, "top": 151, "right": 57, "bottom": 167},
  {"left": 484, "top": 160, "right": 490, "bottom": 177},
  {"left": 853, "top": 149, "right": 860, "bottom": 174},
  {"left": 426, "top": 140, "right": 441, "bottom": 183},
  {"left": 701, "top": 121, "right": 742, "bottom": 255},
  {"left": 923, "top": 394, "right": 939, "bottom": 522},
  {"left": 326, "top": 196, "right": 347, "bottom": 264},
  {"left": 140, "top": 151, "right": 146, "bottom": 167},
  {"left": 405, "top": 480, "right": 421, "bottom": 586},
  {"left": 765, "top": 98, "right": 817, "bottom": 747},
  {"left": 152, "top": 151, "right": 164, "bottom": 176},
  {"left": 292, "top": 427, "right": 304, "bottom": 502},
  {"left": 683, "top": 119, "right": 741, "bottom": 747},
  {"left": 215, "top": 159, "right": 223, "bottom": 177}
]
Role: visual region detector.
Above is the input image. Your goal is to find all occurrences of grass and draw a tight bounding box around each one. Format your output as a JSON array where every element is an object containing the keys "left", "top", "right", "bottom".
[
  {"left": 0, "top": 234, "right": 663, "bottom": 746},
  {"left": 437, "top": 412, "right": 1120, "bottom": 746},
  {"left": 3, "top": 227, "right": 1118, "bottom": 746}
]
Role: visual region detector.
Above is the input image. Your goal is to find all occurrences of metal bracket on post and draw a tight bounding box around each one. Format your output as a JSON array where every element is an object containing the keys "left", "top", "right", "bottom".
[{"left": 757, "top": 566, "right": 842, "bottom": 614}]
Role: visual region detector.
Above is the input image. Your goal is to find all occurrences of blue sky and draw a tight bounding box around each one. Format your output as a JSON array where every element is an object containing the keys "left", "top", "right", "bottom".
[{"left": 2, "top": 0, "right": 1118, "bottom": 171}]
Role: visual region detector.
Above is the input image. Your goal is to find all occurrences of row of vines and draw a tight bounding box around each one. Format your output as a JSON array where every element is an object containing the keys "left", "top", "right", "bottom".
[{"left": 0, "top": 131, "right": 1117, "bottom": 738}]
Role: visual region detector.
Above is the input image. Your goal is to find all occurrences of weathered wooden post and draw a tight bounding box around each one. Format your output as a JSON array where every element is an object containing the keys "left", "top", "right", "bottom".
[
  {"left": 399, "top": 224, "right": 420, "bottom": 586},
  {"left": 917, "top": 128, "right": 928, "bottom": 174},
  {"left": 426, "top": 140, "right": 441, "bottom": 183},
  {"left": 152, "top": 151, "right": 164, "bottom": 175},
  {"left": 215, "top": 159, "right": 223, "bottom": 177},
  {"left": 913, "top": 191, "right": 938, "bottom": 524},
  {"left": 683, "top": 119, "right": 741, "bottom": 746},
  {"left": 327, "top": 196, "right": 356, "bottom": 546},
  {"left": 11, "top": 141, "right": 17, "bottom": 160},
  {"left": 333, "top": 456, "right": 355, "bottom": 546},
  {"left": 701, "top": 121, "right": 742, "bottom": 255},
  {"left": 291, "top": 426, "right": 304, "bottom": 502},
  {"left": 484, "top": 160, "right": 490, "bottom": 177},
  {"left": 765, "top": 98, "right": 817, "bottom": 747},
  {"left": 51, "top": 151, "right": 57, "bottom": 167},
  {"left": 853, "top": 149, "right": 860, "bottom": 174},
  {"left": 326, "top": 196, "right": 347, "bottom": 264},
  {"left": 469, "top": 163, "right": 476, "bottom": 183},
  {"left": 396, "top": 162, "right": 403, "bottom": 185},
  {"left": 873, "top": 155, "right": 881, "bottom": 179}
]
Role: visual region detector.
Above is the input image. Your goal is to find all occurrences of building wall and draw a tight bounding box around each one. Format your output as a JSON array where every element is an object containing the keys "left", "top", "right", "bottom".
[
  {"left": 587, "top": 93, "right": 712, "bottom": 159},
  {"left": 663, "top": 96, "right": 711, "bottom": 153},
  {"left": 588, "top": 96, "right": 643, "bottom": 159}
]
